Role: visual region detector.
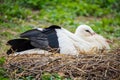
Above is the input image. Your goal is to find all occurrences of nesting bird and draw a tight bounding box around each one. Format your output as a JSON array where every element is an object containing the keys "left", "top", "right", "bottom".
[
  {"left": 7, "top": 25, "right": 110, "bottom": 55},
  {"left": 75, "top": 24, "right": 110, "bottom": 50}
]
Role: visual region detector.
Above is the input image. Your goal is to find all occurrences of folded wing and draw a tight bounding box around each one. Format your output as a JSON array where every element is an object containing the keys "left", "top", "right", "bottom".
[
  {"left": 7, "top": 39, "right": 34, "bottom": 55},
  {"left": 20, "top": 29, "right": 49, "bottom": 50}
]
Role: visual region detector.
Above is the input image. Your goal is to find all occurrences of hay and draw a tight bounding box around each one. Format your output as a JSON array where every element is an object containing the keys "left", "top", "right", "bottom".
[{"left": 4, "top": 48, "right": 120, "bottom": 80}]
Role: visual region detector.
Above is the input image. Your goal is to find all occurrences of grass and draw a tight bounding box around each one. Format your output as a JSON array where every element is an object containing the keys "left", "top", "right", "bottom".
[{"left": 0, "top": 0, "right": 120, "bottom": 79}]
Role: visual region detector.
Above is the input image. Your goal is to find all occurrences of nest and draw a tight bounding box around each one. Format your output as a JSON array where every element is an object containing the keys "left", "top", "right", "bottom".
[{"left": 4, "top": 48, "right": 120, "bottom": 80}]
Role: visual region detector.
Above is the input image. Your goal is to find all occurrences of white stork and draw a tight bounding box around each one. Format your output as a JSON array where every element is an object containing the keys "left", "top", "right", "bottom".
[{"left": 7, "top": 25, "right": 110, "bottom": 55}]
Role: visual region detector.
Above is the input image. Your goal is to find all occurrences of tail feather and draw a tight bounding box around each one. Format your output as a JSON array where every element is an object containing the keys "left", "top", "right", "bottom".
[{"left": 7, "top": 39, "right": 35, "bottom": 55}]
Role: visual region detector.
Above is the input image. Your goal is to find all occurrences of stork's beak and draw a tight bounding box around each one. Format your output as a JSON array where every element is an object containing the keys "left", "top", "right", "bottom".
[
  {"left": 91, "top": 32, "right": 96, "bottom": 36},
  {"left": 106, "top": 39, "right": 112, "bottom": 44}
]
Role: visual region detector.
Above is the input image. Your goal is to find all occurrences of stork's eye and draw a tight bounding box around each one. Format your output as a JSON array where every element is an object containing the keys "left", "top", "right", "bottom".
[{"left": 85, "top": 30, "right": 90, "bottom": 32}]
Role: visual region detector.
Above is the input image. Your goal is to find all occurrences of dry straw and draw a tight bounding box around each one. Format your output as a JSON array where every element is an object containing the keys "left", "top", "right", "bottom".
[{"left": 4, "top": 48, "right": 120, "bottom": 80}]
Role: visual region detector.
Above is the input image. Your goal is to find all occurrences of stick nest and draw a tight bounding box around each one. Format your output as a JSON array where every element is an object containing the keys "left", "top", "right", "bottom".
[{"left": 4, "top": 48, "right": 120, "bottom": 80}]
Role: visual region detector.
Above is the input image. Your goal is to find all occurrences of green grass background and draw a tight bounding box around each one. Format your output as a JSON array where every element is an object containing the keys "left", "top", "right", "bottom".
[{"left": 0, "top": 0, "right": 120, "bottom": 79}]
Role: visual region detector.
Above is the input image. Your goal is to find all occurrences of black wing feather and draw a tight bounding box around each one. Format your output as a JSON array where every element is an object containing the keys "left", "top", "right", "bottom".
[
  {"left": 41, "top": 25, "right": 61, "bottom": 51},
  {"left": 6, "top": 25, "right": 61, "bottom": 55},
  {"left": 7, "top": 39, "right": 34, "bottom": 55},
  {"left": 20, "top": 29, "right": 49, "bottom": 50},
  {"left": 20, "top": 29, "right": 42, "bottom": 38}
]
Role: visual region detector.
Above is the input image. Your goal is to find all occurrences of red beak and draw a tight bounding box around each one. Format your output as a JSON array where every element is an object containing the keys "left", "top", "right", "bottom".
[
  {"left": 91, "top": 32, "right": 96, "bottom": 36},
  {"left": 106, "top": 39, "right": 112, "bottom": 44}
]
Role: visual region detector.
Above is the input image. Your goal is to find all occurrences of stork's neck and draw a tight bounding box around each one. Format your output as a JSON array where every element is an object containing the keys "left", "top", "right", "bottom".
[{"left": 75, "top": 28, "right": 84, "bottom": 38}]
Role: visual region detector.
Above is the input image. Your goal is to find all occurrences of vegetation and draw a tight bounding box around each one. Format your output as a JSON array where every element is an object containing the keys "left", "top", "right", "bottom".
[{"left": 0, "top": 0, "right": 120, "bottom": 80}]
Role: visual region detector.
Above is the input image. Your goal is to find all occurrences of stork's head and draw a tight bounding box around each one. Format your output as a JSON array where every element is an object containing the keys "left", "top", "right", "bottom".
[{"left": 75, "top": 24, "right": 96, "bottom": 38}]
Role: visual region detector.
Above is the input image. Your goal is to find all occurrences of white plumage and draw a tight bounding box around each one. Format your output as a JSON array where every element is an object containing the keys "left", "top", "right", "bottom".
[
  {"left": 75, "top": 24, "right": 110, "bottom": 50},
  {"left": 56, "top": 28, "right": 92, "bottom": 55},
  {"left": 7, "top": 25, "right": 110, "bottom": 55}
]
